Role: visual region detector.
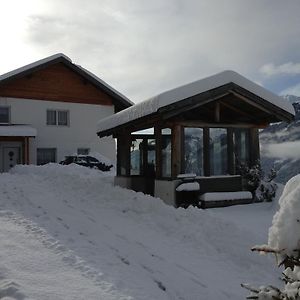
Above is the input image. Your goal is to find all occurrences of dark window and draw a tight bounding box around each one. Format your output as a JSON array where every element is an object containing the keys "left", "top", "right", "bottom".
[
  {"left": 184, "top": 128, "right": 204, "bottom": 176},
  {"left": 47, "top": 110, "right": 56, "bottom": 125},
  {"left": 47, "top": 110, "right": 69, "bottom": 126},
  {"left": 37, "top": 148, "right": 56, "bottom": 165},
  {"left": 161, "top": 128, "right": 172, "bottom": 177},
  {"left": 234, "top": 128, "right": 250, "bottom": 170},
  {"left": 77, "top": 148, "right": 90, "bottom": 155},
  {"left": 209, "top": 128, "right": 228, "bottom": 175},
  {"left": 130, "top": 139, "right": 143, "bottom": 175},
  {"left": 0, "top": 107, "right": 10, "bottom": 123},
  {"left": 58, "top": 111, "right": 68, "bottom": 126}
]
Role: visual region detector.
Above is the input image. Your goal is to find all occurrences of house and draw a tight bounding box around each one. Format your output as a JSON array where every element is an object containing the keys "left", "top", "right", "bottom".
[
  {"left": 0, "top": 53, "right": 132, "bottom": 172},
  {"left": 97, "top": 70, "right": 295, "bottom": 207}
]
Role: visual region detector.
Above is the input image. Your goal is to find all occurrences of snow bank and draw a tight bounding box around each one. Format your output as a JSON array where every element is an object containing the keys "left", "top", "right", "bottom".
[
  {"left": 200, "top": 191, "right": 252, "bottom": 201},
  {"left": 0, "top": 164, "right": 280, "bottom": 299},
  {"left": 268, "top": 174, "right": 300, "bottom": 257},
  {"left": 176, "top": 182, "right": 200, "bottom": 191}
]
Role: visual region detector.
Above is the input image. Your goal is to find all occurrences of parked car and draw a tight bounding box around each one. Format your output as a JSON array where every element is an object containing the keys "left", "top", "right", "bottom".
[{"left": 60, "top": 155, "right": 113, "bottom": 171}]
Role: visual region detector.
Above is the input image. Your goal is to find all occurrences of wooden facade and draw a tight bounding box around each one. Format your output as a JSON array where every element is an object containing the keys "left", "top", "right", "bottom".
[
  {"left": 0, "top": 63, "right": 114, "bottom": 106},
  {"left": 0, "top": 54, "right": 132, "bottom": 111}
]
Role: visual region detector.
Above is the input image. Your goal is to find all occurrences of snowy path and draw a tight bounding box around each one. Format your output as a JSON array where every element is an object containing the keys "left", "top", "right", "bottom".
[
  {"left": 0, "top": 211, "right": 131, "bottom": 300},
  {"left": 0, "top": 164, "right": 281, "bottom": 299}
]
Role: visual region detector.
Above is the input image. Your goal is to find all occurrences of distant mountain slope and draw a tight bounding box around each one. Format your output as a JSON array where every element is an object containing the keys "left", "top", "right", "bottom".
[{"left": 260, "top": 95, "right": 300, "bottom": 183}]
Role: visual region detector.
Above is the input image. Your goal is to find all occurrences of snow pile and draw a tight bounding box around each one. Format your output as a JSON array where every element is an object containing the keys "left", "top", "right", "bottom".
[
  {"left": 268, "top": 174, "right": 300, "bottom": 257},
  {"left": 243, "top": 176, "right": 300, "bottom": 299},
  {"left": 0, "top": 164, "right": 281, "bottom": 299},
  {"left": 200, "top": 191, "right": 252, "bottom": 201},
  {"left": 175, "top": 182, "right": 200, "bottom": 191}
]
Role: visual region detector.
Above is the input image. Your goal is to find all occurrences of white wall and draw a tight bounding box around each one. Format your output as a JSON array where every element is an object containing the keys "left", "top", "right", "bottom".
[
  {"left": 154, "top": 179, "right": 181, "bottom": 206},
  {"left": 0, "top": 97, "right": 116, "bottom": 163}
]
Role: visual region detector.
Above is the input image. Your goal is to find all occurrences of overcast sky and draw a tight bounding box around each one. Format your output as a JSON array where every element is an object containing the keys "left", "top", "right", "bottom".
[{"left": 1, "top": 0, "right": 300, "bottom": 103}]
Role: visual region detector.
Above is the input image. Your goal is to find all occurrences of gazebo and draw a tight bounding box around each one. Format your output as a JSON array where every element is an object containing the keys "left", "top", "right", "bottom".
[{"left": 97, "top": 71, "right": 294, "bottom": 207}]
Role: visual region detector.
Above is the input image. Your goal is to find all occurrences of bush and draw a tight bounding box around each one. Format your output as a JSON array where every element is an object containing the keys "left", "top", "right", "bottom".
[
  {"left": 238, "top": 161, "right": 277, "bottom": 202},
  {"left": 242, "top": 175, "right": 300, "bottom": 299}
]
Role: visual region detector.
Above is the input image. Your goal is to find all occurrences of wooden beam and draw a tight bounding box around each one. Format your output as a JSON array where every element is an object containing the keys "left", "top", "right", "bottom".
[
  {"left": 215, "top": 102, "right": 220, "bottom": 122},
  {"left": 24, "top": 137, "right": 30, "bottom": 164},
  {"left": 168, "top": 121, "right": 268, "bottom": 129},
  {"left": 161, "top": 92, "right": 230, "bottom": 120},
  {"left": 227, "top": 128, "right": 235, "bottom": 175},
  {"left": 219, "top": 100, "right": 254, "bottom": 119},
  {"left": 116, "top": 131, "right": 131, "bottom": 176},
  {"left": 249, "top": 128, "right": 260, "bottom": 166},
  {"left": 203, "top": 128, "right": 210, "bottom": 176},
  {"left": 154, "top": 125, "right": 162, "bottom": 179},
  {"left": 231, "top": 85, "right": 294, "bottom": 122},
  {"left": 230, "top": 89, "right": 276, "bottom": 116},
  {"left": 171, "top": 124, "right": 183, "bottom": 178}
]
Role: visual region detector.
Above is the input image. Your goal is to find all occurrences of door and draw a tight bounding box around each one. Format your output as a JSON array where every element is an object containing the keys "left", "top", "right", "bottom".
[{"left": 3, "top": 147, "right": 21, "bottom": 172}]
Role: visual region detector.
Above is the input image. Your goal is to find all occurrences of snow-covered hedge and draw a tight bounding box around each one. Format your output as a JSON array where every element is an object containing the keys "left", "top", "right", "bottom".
[
  {"left": 244, "top": 174, "right": 300, "bottom": 299},
  {"left": 268, "top": 174, "right": 300, "bottom": 258}
]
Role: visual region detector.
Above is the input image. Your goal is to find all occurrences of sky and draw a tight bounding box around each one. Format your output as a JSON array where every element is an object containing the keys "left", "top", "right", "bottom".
[{"left": 0, "top": 0, "right": 300, "bottom": 103}]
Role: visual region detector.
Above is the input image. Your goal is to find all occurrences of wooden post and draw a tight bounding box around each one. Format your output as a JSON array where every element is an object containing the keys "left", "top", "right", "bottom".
[
  {"left": 117, "top": 131, "right": 131, "bottom": 176},
  {"left": 23, "top": 137, "right": 30, "bottom": 164},
  {"left": 154, "top": 125, "right": 162, "bottom": 179},
  {"left": 227, "top": 128, "right": 235, "bottom": 174},
  {"left": 171, "top": 124, "right": 183, "bottom": 178},
  {"left": 203, "top": 127, "right": 210, "bottom": 176},
  {"left": 215, "top": 102, "right": 220, "bottom": 122},
  {"left": 249, "top": 128, "right": 260, "bottom": 166}
]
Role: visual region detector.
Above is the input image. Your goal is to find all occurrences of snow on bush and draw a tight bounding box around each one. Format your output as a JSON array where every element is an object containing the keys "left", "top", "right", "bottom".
[
  {"left": 243, "top": 174, "right": 300, "bottom": 299},
  {"left": 268, "top": 174, "right": 300, "bottom": 258}
]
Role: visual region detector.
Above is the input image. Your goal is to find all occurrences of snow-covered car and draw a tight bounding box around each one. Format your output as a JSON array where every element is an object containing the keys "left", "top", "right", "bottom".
[{"left": 59, "top": 155, "right": 113, "bottom": 171}]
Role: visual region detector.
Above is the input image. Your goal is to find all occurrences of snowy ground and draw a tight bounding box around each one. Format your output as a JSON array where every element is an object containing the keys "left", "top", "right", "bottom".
[{"left": 0, "top": 164, "right": 282, "bottom": 299}]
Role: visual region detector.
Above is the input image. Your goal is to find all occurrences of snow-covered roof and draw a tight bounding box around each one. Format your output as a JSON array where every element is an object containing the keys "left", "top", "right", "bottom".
[
  {"left": 0, "top": 125, "right": 37, "bottom": 137},
  {"left": 0, "top": 53, "right": 71, "bottom": 82},
  {"left": 75, "top": 65, "right": 134, "bottom": 106},
  {"left": 97, "top": 70, "right": 295, "bottom": 134},
  {"left": 0, "top": 53, "right": 133, "bottom": 109}
]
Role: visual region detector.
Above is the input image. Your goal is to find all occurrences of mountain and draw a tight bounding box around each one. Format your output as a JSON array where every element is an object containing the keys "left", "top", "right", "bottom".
[{"left": 260, "top": 95, "right": 300, "bottom": 184}]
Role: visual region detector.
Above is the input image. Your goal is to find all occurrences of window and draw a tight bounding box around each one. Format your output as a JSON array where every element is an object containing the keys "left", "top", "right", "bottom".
[
  {"left": 161, "top": 128, "right": 172, "bottom": 177},
  {"left": 130, "top": 139, "right": 143, "bottom": 175},
  {"left": 58, "top": 111, "right": 68, "bottom": 126},
  {"left": 77, "top": 148, "right": 90, "bottom": 155},
  {"left": 234, "top": 128, "right": 250, "bottom": 170},
  {"left": 0, "top": 106, "right": 10, "bottom": 123},
  {"left": 37, "top": 148, "right": 56, "bottom": 165},
  {"left": 47, "top": 110, "right": 69, "bottom": 126},
  {"left": 209, "top": 128, "right": 228, "bottom": 175},
  {"left": 184, "top": 128, "right": 204, "bottom": 175}
]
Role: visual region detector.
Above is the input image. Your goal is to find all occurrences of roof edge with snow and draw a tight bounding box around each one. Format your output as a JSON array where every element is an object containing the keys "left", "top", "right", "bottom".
[
  {"left": 0, "top": 53, "right": 133, "bottom": 109},
  {"left": 0, "top": 125, "right": 37, "bottom": 137},
  {"left": 97, "top": 70, "right": 295, "bottom": 136}
]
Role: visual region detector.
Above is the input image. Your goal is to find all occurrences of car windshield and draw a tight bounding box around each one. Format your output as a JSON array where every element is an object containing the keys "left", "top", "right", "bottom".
[
  {"left": 88, "top": 157, "right": 99, "bottom": 163},
  {"left": 75, "top": 157, "right": 88, "bottom": 163}
]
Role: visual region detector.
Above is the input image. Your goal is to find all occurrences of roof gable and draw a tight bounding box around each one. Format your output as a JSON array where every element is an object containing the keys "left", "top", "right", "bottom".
[{"left": 0, "top": 53, "right": 133, "bottom": 109}]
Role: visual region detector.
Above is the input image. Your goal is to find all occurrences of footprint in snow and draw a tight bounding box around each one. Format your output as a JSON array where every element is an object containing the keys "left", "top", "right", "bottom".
[{"left": 0, "top": 280, "right": 26, "bottom": 300}]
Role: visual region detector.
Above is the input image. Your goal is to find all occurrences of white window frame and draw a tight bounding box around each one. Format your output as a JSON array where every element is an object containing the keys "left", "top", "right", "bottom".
[{"left": 46, "top": 109, "right": 69, "bottom": 126}]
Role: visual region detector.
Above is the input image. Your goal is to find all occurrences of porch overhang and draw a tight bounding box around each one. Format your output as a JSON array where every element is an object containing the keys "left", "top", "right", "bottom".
[{"left": 0, "top": 125, "right": 37, "bottom": 137}]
